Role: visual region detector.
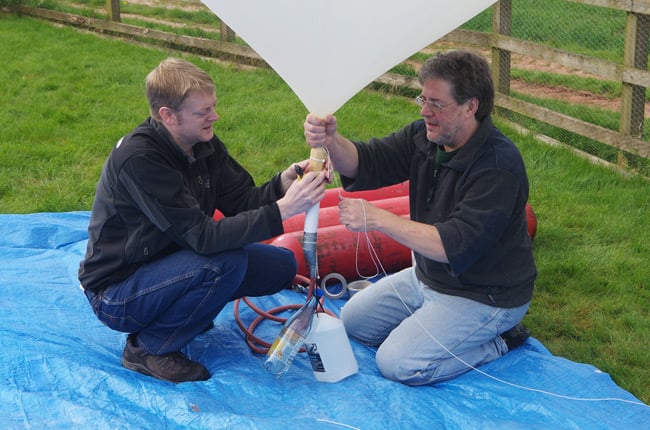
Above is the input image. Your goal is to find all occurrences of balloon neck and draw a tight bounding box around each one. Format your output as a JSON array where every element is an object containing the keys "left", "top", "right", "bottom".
[{"left": 309, "top": 146, "right": 327, "bottom": 172}]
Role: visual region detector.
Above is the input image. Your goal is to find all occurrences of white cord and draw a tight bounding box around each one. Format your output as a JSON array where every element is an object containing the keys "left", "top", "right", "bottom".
[
  {"left": 316, "top": 418, "right": 361, "bottom": 429},
  {"left": 323, "top": 150, "right": 382, "bottom": 281},
  {"left": 353, "top": 200, "right": 381, "bottom": 280}
]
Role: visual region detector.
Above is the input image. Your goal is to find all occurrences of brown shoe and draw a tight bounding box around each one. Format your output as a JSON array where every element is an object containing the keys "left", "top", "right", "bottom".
[{"left": 122, "top": 334, "right": 210, "bottom": 383}]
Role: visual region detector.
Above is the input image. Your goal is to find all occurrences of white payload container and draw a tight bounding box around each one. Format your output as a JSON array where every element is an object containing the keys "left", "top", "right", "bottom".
[{"left": 305, "top": 312, "right": 358, "bottom": 383}]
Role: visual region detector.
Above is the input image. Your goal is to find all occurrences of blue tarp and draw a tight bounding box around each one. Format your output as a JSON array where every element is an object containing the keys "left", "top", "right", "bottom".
[{"left": 1, "top": 212, "right": 648, "bottom": 429}]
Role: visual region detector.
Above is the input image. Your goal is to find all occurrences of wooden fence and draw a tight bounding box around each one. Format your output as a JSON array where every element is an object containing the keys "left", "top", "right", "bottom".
[
  {"left": 486, "top": 0, "right": 650, "bottom": 160},
  {"left": 15, "top": 0, "right": 650, "bottom": 165}
]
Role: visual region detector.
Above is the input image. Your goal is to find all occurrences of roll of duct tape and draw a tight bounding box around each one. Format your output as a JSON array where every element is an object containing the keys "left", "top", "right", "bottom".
[
  {"left": 321, "top": 272, "right": 348, "bottom": 299},
  {"left": 347, "top": 280, "right": 372, "bottom": 297}
]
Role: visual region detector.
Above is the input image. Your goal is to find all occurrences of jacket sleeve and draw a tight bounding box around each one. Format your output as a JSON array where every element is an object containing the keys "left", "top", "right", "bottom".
[
  {"left": 209, "top": 153, "right": 284, "bottom": 217},
  {"left": 340, "top": 121, "right": 423, "bottom": 191},
  {"left": 118, "top": 152, "right": 284, "bottom": 256}
]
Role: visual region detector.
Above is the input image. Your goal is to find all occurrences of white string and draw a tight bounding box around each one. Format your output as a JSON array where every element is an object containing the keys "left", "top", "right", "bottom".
[
  {"left": 316, "top": 418, "right": 361, "bottom": 430},
  {"left": 322, "top": 147, "right": 382, "bottom": 281},
  {"left": 351, "top": 206, "right": 649, "bottom": 409},
  {"left": 353, "top": 200, "right": 381, "bottom": 280}
]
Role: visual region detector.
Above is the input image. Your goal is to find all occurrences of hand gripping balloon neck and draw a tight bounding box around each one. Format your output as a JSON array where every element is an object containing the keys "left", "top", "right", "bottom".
[{"left": 303, "top": 146, "right": 327, "bottom": 280}]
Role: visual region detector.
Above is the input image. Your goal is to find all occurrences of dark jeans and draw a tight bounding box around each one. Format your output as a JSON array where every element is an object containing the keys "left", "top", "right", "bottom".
[{"left": 84, "top": 243, "right": 296, "bottom": 355}]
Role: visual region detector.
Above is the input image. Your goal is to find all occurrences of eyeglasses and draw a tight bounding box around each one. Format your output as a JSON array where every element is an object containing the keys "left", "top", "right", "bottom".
[{"left": 415, "top": 95, "right": 452, "bottom": 113}]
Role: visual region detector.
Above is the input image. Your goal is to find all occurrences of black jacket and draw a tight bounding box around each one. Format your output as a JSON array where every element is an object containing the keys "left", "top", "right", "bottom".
[
  {"left": 79, "top": 118, "right": 285, "bottom": 293},
  {"left": 342, "top": 116, "right": 536, "bottom": 308}
]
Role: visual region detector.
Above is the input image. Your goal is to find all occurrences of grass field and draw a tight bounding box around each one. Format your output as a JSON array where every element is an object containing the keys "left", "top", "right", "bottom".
[{"left": 1, "top": 12, "right": 649, "bottom": 406}]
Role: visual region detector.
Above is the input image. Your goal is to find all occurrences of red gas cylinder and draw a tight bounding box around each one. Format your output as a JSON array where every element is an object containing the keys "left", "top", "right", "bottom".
[
  {"left": 269, "top": 220, "right": 412, "bottom": 281},
  {"left": 214, "top": 182, "right": 409, "bottom": 221},
  {"left": 272, "top": 201, "right": 538, "bottom": 280},
  {"left": 526, "top": 202, "right": 538, "bottom": 240},
  {"left": 319, "top": 181, "right": 409, "bottom": 208},
  {"left": 276, "top": 195, "right": 410, "bottom": 239}
]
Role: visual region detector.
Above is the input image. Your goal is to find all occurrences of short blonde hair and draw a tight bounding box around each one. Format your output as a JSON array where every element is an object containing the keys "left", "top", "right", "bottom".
[{"left": 145, "top": 58, "right": 215, "bottom": 121}]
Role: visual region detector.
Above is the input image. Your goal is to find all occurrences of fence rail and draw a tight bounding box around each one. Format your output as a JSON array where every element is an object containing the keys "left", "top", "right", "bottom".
[
  {"left": 487, "top": 0, "right": 650, "bottom": 161},
  {"left": 14, "top": 0, "right": 650, "bottom": 173}
]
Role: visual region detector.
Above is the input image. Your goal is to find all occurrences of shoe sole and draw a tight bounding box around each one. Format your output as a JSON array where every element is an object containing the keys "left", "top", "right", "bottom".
[
  {"left": 122, "top": 356, "right": 175, "bottom": 382},
  {"left": 122, "top": 356, "right": 210, "bottom": 383}
]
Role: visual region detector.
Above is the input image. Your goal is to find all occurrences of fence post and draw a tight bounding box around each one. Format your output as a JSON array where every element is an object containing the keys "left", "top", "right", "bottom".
[
  {"left": 491, "top": 0, "right": 511, "bottom": 95},
  {"left": 620, "top": 12, "right": 649, "bottom": 138},
  {"left": 106, "top": 0, "right": 121, "bottom": 23},
  {"left": 220, "top": 21, "right": 236, "bottom": 43}
]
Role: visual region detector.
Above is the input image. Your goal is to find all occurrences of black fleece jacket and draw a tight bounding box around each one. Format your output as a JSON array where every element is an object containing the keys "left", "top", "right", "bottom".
[
  {"left": 342, "top": 116, "right": 536, "bottom": 308},
  {"left": 79, "top": 118, "right": 285, "bottom": 293}
]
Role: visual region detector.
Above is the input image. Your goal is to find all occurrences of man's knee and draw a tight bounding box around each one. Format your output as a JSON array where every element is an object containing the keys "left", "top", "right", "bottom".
[
  {"left": 376, "top": 346, "right": 418, "bottom": 384},
  {"left": 274, "top": 246, "right": 298, "bottom": 282},
  {"left": 376, "top": 342, "right": 441, "bottom": 386}
]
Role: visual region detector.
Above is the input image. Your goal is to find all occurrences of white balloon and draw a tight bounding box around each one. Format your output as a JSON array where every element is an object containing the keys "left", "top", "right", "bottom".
[{"left": 201, "top": 0, "right": 496, "bottom": 116}]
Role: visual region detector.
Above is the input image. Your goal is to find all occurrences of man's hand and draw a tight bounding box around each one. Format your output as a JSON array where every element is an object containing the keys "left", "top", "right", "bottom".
[
  {"left": 276, "top": 171, "right": 327, "bottom": 220},
  {"left": 304, "top": 113, "right": 337, "bottom": 149}
]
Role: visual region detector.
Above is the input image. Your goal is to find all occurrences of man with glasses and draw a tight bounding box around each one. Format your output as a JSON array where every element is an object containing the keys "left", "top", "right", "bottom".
[
  {"left": 79, "top": 57, "right": 327, "bottom": 383},
  {"left": 303, "top": 50, "right": 536, "bottom": 385}
]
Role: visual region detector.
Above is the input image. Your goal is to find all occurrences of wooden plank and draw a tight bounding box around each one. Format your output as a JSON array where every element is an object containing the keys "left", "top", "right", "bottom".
[
  {"left": 18, "top": 6, "right": 268, "bottom": 68},
  {"left": 492, "top": 0, "right": 512, "bottom": 94},
  {"left": 620, "top": 12, "right": 649, "bottom": 136},
  {"left": 374, "top": 73, "right": 420, "bottom": 89},
  {"left": 501, "top": 117, "right": 635, "bottom": 176},
  {"left": 492, "top": 35, "right": 622, "bottom": 81},
  {"left": 496, "top": 93, "right": 650, "bottom": 157},
  {"left": 623, "top": 66, "right": 650, "bottom": 87},
  {"left": 439, "top": 29, "right": 491, "bottom": 46},
  {"left": 567, "top": 0, "right": 650, "bottom": 14},
  {"left": 220, "top": 22, "right": 235, "bottom": 43},
  {"left": 106, "top": 0, "right": 120, "bottom": 23}
]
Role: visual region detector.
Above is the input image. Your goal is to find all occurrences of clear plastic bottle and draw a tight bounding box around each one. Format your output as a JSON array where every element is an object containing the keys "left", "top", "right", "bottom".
[{"left": 264, "top": 290, "right": 322, "bottom": 377}]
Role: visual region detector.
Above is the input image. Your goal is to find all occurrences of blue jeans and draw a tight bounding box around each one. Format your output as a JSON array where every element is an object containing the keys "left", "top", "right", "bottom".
[
  {"left": 340, "top": 267, "right": 529, "bottom": 385},
  {"left": 84, "top": 244, "right": 296, "bottom": 355}
]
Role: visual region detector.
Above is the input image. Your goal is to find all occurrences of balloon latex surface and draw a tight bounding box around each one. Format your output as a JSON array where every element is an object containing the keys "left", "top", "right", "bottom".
[{"left": 201, "top": 0, "right": 497, "bottom": 116}]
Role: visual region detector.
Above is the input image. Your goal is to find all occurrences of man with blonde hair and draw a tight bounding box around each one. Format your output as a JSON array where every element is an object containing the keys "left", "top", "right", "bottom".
[{"left": 80, "top": 58, "right": 326, "bottom": 383}]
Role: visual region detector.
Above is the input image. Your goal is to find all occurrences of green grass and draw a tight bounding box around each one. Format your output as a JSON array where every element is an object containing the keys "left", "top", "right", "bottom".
[
  {"left": 1, "top": 14, "right": 649, "bottom": 407},
  {"left": 463, "top": 0, "right": 628, "bottom": 62},
  {"left": 511, "top": 69, "right": 626, "bottom": 100},
  {"left": 516, "top": 133, "right": 650, "bottom": 398},
  {"left": 26, "top": 0, "right": 231, "bottom": 42}
]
